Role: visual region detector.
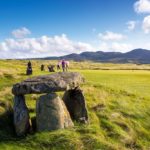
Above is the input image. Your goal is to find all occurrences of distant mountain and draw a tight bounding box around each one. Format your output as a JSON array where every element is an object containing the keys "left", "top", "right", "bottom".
[{"left": 43, "top": 49, "right": 150, "bottom": 64}]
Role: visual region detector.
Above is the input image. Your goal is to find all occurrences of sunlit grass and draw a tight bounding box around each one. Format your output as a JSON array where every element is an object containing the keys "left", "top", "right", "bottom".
[{"left": 0, "top": 60, "right": 150, "bottom": 150}]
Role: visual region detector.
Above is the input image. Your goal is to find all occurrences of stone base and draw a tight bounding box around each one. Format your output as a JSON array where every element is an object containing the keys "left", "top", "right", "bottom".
[
  {"left": 26, "top": 68, "right": 32, "bottom": 75},
  {"left": 13, "top": 95, "right": 30, "bottom": 136},
  {"left": 36, "top": 93, "right": 74, "bottom": 132},
  {"left": 63, "top": 88, "right": 88, "bottom": 123}
]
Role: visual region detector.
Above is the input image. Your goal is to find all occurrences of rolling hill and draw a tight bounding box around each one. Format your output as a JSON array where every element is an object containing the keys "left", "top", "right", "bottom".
[{"left": 44, "top": 49, "right": 150, "bottom": 64}]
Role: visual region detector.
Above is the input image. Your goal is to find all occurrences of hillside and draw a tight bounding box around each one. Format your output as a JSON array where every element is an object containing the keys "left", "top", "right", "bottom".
[
  {"left": 44, "top": 49, "right": 150, "bottom": 64},
  {"left": 0, "top": 60, "right": 150, "bottom": 150}
]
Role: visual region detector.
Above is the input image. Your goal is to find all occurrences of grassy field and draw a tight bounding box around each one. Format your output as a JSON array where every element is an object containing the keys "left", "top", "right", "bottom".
[{"left": 0, "top": 60, "right": 150, "bottom": 150}]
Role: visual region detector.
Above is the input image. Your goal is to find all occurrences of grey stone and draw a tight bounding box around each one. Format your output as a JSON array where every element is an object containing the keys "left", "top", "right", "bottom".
[
  {"left": 36, "top": 93, "right": 74, "bottom": 132},
  {"left": 13, "top": 95, "right": 30, "bottom": 136},
  {"left": 12, "top": 72, "right": 84, "bottom": 95},
  {"left": 63, "top": 88, "right": 88, "bottom": 124}
]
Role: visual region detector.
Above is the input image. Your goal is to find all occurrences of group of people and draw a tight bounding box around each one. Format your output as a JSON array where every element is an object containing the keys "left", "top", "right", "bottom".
[
  {"left": 57, "top": 59, "right": 69, "bottom": 72},
  {"left": 26, "top": 60, "right": 69, "bottom": 75}
]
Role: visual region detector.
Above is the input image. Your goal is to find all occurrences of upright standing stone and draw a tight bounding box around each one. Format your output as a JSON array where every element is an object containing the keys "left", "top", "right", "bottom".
[
  {"left": 13, "top": 95, "right": 30, "bottom": 136},
  {"left": 41, "top": 64, "right": 44, "bottom": 71},
  {"left": 36, "top": 93, "right": 74, "bottom": 132},
  {"left": 63, "top": 88, "right": 88, "bottom": 123},
  {"left": 26, "top": 61, "right": 32, "bottom": 75}
]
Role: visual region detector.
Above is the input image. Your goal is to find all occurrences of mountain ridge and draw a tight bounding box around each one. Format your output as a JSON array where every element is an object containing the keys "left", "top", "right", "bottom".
[{"left": 43, "top": 48, "right": 150, "bottom": 64}]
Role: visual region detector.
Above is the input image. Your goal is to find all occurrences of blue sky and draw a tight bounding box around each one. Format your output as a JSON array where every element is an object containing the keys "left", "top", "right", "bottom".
[{"left": 0, "top": 0, "right": 150, "bottom": 58}]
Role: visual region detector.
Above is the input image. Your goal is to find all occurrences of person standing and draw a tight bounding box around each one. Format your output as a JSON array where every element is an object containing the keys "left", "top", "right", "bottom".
[
  {"left": 65, "top": 61, "right": 69, "bottom": 72},
  {"left": 61, "top": 59, "right": 66, "bottom": 72},
  {"left": 57, "top": 61, "right": 61, "bottom": 71}
]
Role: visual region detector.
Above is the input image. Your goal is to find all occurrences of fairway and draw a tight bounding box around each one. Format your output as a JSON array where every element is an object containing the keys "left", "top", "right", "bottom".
[
  {"left": 79, "top": 70, "right": 150, "bottom": 99},
  {"left": 0, "top": 60, "right": 150, "bottom": 150}
]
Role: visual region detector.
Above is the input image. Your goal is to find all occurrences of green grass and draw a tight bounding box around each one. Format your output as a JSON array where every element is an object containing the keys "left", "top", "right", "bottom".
[
  {"left": 79, "top": 70, "right": 150, "bottom": 99},
  {"left": 0, "top": 60, "right": 150, "bottom": 150}
]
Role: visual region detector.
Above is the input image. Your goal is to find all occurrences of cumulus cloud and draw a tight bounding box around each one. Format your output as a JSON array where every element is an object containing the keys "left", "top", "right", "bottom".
[
  {"left": 98, "top": 42, "right": 133, "bottom": 52},
  {"left": 111, "top": 42, "right": 133, "bottom": 52},
  {"left": 142, "top": 15, "right": 150, "bottom": 33},
  {"left": 134, "top": 0, "right": 150, "bottom": 13},
  {"left": 0, "top": 34, "right": 94, "bottom": 58},
  {"left": 12, "top": 27, "right": 31, "bottom": 38},
  {"left": 98, "top": 31, "right": 126, "bottom": 41},
  {"left": 127, "top": 21, "right": 137, "bottom": 31},
  {"left": 98, "top": 42, "right": 109, "bottom": 51}
]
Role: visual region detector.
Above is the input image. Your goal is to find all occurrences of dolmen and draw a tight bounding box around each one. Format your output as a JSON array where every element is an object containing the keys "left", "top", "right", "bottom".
[{"left": 12, "top": 72, "right": 88, "bottom": 136}]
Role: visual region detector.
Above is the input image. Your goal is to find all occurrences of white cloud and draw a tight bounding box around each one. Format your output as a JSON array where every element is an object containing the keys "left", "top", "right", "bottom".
[
  {"left": 142, "top": 15, "right": 150, "bottom": 33},
  {"left": 134, "top": 0, "right": 150, "bottom": 13},
  {"left": 12, "top": 27, "right": 31, "bottom": 38},
  {"left": 0, "top": 34, "right": 94, "bottom": 58},
  {"left": 98, "top": 42, "right": 109, "bottom": 51},
  {"left": 98, "top": 31, "right": 126, "bottom": 41},
  {"left": 127, "top": 21, "right": 137, "bottom": 31},
  {"left": 111, "top": 42, "right": 133, "bottom": 52},
  {"left": 98, "top": 42, "right": 133, "bottom": 52}
]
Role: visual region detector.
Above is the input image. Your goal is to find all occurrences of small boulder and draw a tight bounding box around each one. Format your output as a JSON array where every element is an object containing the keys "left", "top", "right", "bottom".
[
  {"left": 36, "top": 93, "right": 74, "bottom": 131},
  {"left": 13, "top": 95, "right": 30, "bottom": 136},
  {"left": 63, "top": 88, "right": 88, "bottom": 123}
]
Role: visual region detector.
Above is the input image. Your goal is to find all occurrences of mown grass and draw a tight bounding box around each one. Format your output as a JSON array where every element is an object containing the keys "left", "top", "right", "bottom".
[{"left": 0, "top": 60, "right": 150, "bottom": 150}]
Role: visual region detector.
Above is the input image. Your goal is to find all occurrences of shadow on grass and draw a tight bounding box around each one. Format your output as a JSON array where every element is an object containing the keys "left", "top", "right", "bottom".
[
  {"left": 0, "top": 107, "right": 16, "bottom": 142},
  {"left": 17, "top": 73, "right": 26, "bottom": 76},
  {"left": 0, "top": 100, "right": 29, "bottom": 143}
]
